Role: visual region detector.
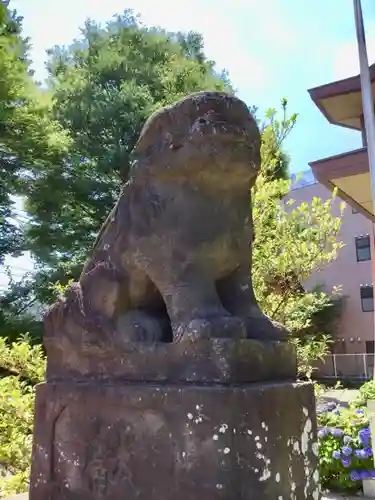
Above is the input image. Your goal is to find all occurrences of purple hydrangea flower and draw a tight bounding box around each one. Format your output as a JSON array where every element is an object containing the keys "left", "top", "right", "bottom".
[
  {"left": 355, "top": 449, "right": 368, "bottom": 459},
  {"left": 359, "top": 469, "right": 373, "bottom": 480},
  {"left": 354, "top": 447, "right": 373, "bottom": 459},
  {"left": 350, "top": 470, "right": 361, "bottom": 481},
  {"left": 367, "top": 469, "right": 375, "bottom": 479},
  {"left": 327, "top": 401, "right": 336, "bottom": 410},
  {"left": 341, "top": 456, "right": 351, "bottom": 468},
  {"left": 356, "top": 409, "right": 365, "bottom": 415},
  {"left": 342, "top": 446, "right": 353, "bottom": 457},
  {"left": 332, "top": 450, "right": 341, "bottom": 459},
  {"left": 331, "top": 428, "right": 344, "bottom": 438},
  {"left": 318, "top": 428, "right": 329, "bottom": 439},
  {"left": 366, "top": 447, "right": 373, "bottom": 457},
  {"left": 359, "top": 427, "right": 371, "bottom": 446},
  {"left": 343, "top": 435, "right": 353, "bottom": 444}
]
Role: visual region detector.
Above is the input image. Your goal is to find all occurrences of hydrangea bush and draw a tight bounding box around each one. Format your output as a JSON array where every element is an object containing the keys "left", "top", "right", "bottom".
[{"left": 318, "top": 401, "right": 375, "bottom": 492}]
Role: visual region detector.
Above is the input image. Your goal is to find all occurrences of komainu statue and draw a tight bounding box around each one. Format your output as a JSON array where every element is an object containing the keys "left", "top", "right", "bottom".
[{"left": 45, "top": 91, "right": 288, "bottom": 347}]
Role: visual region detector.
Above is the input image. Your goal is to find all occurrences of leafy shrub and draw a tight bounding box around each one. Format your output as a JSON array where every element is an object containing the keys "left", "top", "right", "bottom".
[
  {"left": 0, "top": 376, "right": 35, "bottom": 497},
  {"left": 0, "top": 336, "right": 45, "bottom": 384},
  {"left": 0, "top": 338, "right": 45, "bottom": 497},
  {"left": 291, "top": 335, "right": 331, "bottom": 380},
  {"left": 318, "top": 401, "right": 375, "bottom": 492},
  {"left": 354, "top": 380, "right": 375, "bottom": 407}
]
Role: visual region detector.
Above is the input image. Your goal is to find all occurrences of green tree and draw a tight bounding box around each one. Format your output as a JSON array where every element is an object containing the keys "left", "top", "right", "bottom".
[
  {"left": 259, "top": 98, "right": 297, "bottom": 181},
  {"left": 21, "top": 10, "right": 231, "bottom": 303},
  {"left": 0, "top": 2, "right": 69, "bottom": 339},
  {"left": 0, "top": 272, "right": 43, "bottom": 343},
  {"left": 253, "top": 103, "right": 344, "bottom": 377},
  {"left": 0, "top": 2, "right": 33, "bottom": 264},
  {"left": 0, "top": 2, "right": 70, "bottom": 260},
  {"left": 253, "top": 175, "right": 343, "bottom": 327}
]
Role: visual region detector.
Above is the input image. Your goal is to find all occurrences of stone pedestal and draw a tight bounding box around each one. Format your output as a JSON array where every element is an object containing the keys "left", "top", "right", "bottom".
[{"left": 30, "top": 340, "right": 320, "bottom": 499}]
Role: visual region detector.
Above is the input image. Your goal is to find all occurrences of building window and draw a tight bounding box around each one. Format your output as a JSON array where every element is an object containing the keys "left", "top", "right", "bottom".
[
  {"left": 355, "top": 235, "right": 371, "bottom": 262},
  {"left": 366, "top": 341, "right": 375, "bottom": 354},
  {"left": 361, "top": 285, "right": 374, "bottom": 312}
]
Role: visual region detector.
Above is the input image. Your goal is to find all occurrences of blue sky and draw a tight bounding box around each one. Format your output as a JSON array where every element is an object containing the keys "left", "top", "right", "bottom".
[
  {"left": 2, "top": 0, "right": 375, "bottom": 285},
  {"left": 12, "top": 0, "right": 375, "bottom": 172}
]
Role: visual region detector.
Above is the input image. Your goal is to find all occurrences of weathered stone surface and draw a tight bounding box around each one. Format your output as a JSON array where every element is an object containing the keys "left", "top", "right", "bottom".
[
  {"left": 44, "top": 91, "right": 288, "bottom": 354},
  {"left": 30, "top": 380, "right": 319, "bottom": 500},
  {"left": 29, "top": 91, "right": 318, "bottom": 500},
  {"left": 45, "top": 338, "right": 296, "bottom": 383},
  {"left": 10, "top": 492, "right": 360, "bottom": 500}
]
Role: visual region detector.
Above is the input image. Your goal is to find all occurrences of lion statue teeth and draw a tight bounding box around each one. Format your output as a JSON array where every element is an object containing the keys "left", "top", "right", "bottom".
[{"left": 44, "top": 91, "right": 288, "bottom": 347}]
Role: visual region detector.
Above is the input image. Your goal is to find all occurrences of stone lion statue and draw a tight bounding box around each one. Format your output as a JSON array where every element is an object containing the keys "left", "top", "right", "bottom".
[{"left": 45, "top": 91, "right": 288, "bottom": 347}]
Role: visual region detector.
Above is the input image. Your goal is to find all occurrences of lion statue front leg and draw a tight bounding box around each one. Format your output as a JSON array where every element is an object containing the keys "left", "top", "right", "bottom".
[
  {"left": 216, "top": 263, "right": 289, "bottom": 341},
  {"left": 144, "top": 260, "right": 247, "bottom": 343}
]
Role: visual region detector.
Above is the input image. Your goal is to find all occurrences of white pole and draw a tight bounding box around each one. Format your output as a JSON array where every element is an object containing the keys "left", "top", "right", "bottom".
[
  {"left": 353, "top": 0, "right": 375, "bottom": 380},
  {"left": 353, "top": 0, "right": 375, "bottom": 204},
  {"left": 364, "top": 353, "right": 368, "bottom": 379},
  {"left": 333, "top": 354, "right": 337, "bottom": 379}
]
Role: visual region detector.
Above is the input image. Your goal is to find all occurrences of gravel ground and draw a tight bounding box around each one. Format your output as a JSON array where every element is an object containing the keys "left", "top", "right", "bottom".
[
  {"left": 322, "top": 389, "right": 360, "bottom": 405},
  {"left": 3, "top": 495, "right": 28, "bottom": 500},
  {"left": 323, "top": 495, "right": 370, "bottom": 499}
]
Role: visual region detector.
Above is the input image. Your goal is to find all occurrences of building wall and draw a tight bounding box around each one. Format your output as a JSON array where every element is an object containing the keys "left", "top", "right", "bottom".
[{"left": 284, "top": 180, "right": 373, "bottom": 361}]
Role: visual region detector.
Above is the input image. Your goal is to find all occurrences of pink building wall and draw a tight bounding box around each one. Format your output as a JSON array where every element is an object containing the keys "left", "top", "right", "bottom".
[{"left": 284, "top": 181, "right": 374, "bottom": 360}]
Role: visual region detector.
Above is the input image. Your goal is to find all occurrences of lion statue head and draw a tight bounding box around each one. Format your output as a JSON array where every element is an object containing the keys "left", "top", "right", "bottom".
[{"left": 130, "top": 91, "right": 261, "bottom": 190}]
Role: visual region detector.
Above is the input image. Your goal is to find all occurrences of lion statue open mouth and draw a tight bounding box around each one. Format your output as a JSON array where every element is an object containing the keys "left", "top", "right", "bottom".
[{"left": 45, "top": 91, "right": 288, "bottom": 347}]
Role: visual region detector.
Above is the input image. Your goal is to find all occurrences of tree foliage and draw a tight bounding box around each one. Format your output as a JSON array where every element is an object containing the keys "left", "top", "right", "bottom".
[
  {"left": 0, "top": 3, "right": 33, "bottom": 264},
  {"left": 253, "top": 174, "right": 344, "bottom": 327},
  {"left": 0, "top": 338, "right": 45, "bottom": 497},
  {"left": 0, "top": 272, "right": 43, "bottom": 343},
  {"left": 0, "top": 2, "right": 69, "bottom": 340},
  {"left": 259, "top": 98, "right": 297, "bottom": 181},
  {"left": 0, "top": 2, "right": 70, "bottom": 265},
  {"left": 23, "top": 11, "right": 231, "bottom": 285},
  {"left": 253, "top": 103, "right": 344, "bottom": 376}
]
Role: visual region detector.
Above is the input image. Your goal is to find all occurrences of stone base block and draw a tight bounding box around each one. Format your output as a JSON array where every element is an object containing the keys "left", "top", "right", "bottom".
[
  {"left": 30, "top": 380, "right": 320, "bottom": 500},
  {"left": 45, "top": 338, "right": 296, "bottom": 384}
]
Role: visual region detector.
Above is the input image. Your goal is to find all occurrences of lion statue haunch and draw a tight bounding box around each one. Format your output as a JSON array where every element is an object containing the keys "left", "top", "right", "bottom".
[{"left": 45, "top": 91, "right": 288, "bottom": 347}]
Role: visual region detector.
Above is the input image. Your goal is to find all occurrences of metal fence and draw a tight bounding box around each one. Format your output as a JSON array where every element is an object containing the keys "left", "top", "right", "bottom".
[{"left": 315, "top": 353, "right": 375, "bottom": 381}]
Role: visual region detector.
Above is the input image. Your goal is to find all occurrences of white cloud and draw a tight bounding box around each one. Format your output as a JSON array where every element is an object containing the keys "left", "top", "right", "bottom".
[{"left": 13, "top": 0, "right": 297, "bottom": 91}]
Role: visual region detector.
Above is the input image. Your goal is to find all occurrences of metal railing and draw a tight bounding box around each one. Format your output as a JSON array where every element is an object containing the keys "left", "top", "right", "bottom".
[{"left": 315, "top": 353, "right": 375, "bottom": 380}]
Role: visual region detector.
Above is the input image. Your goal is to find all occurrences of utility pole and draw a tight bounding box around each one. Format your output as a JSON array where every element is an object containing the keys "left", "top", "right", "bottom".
[{"left": 353, "top": 0, "right": 375, "bottom": 380}]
